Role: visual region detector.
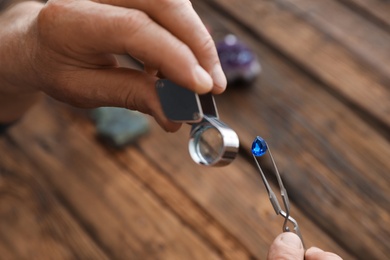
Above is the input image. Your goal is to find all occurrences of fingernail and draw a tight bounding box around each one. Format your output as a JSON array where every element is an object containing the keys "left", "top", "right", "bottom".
[
  {"left": 307, "top": 247, "right": 324, "bottom": 253},
  {"left": 194, "top": 65, "right": 213, "bottom": 93},
  {"left": 280, "top": 233, "right": 302, "bottom": 249},
  {"left": 211, "top": 64, "right": 227, "bottom": 91}
]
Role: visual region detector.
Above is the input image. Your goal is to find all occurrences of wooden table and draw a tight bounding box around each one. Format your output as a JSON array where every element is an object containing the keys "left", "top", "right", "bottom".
[{"left": 1, "top": 1, "right": 389, "bottom": 259}]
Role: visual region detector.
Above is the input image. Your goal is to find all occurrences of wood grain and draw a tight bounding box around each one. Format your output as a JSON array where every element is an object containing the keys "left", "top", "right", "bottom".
[
  {"left": 275, "top": 0, "right": 390, "bottom": 79},
  {"left": 203, "top": 0, "right": 390, "bottom": 129},
  {"left": 47, "top": 98, "right": 353, "bottom": 259},
  {"left": 113, "top": 146, "right": 253, "bottom": 259},
  {"left": 135, "top": 120, "right": 353, "bottom": 259},
  {"left": 337, "top": 0, "right": 390, "bottom": 32},
  {"left": 0, "top": 138, "right": 108, "bottom": 260},
  {"left": 5, "top": 102, "right": 222, "bottom": 260},
  {"left": 192, "top": 1, "right": 390, "bottom": 258},
  {"left": 1, "top": 0, "right": 388, "bottom": 259}
]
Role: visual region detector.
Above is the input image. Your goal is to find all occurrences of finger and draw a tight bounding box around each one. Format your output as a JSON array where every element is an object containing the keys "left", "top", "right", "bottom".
[
  {"left": 267, "top": 233, "right": 304, "bottom": 260},
  {"left": 305, "top": 247, "right": 343, "bottom": 260},
  {"left": 147, "top": 1, "right": 227, "bottom": 94},
  {"left": 38, "top": 0, "right": 213, "bottom": 94},
  {"left": 93, "top": 0, "right": 227, "bottom": 93},
  {"left": 43, "top": 67, "right": 181, "bottom": 132}
]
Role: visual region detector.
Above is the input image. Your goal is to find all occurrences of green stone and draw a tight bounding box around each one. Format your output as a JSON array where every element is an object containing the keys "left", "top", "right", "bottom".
[{"left": 91, "top": 107, "right": 149, "bottom": 148}]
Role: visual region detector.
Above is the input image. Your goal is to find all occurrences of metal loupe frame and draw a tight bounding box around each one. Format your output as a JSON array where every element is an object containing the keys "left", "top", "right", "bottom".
[
  {"left": 187, "top": 90, "right": 239, "bottom": 166},
  {"left": 189, "top": 115, "right": 239, "bottom": 166},
  {"left": 156, "top": 79, "right": 239, "bottom": 166}
]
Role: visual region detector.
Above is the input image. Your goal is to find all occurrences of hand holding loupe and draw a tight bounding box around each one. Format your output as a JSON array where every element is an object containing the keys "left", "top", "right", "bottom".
[{"left": 156, "top": 79, "right": 239, "bottom": 166}]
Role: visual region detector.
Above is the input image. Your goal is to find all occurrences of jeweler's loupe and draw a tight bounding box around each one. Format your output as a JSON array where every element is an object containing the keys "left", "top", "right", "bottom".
[{"left": 156, "top": 79, "right": 239, "bottom": 166}]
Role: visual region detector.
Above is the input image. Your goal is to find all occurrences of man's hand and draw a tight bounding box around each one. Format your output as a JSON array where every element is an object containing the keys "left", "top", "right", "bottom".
[
  {"left": 267, "top": 233, "right": 343, "bottom": 260},
  {"left": 0, "top": 0, "right": 227, "bottom": 131}
]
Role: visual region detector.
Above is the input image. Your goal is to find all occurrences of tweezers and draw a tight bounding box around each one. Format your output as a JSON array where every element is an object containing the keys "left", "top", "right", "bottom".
[{"left": 252, "top": 136, "right": 304, "bottom": 245}]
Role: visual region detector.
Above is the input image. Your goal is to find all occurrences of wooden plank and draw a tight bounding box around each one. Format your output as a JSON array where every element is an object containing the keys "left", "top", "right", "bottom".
[
  {"left": 112, "top": 145, "right": 253, "bottom": 259},
  {"left": 0, "top": 138, "right": 109, "bottom": 260},
  {"left": 275, "top": 0, "right": 390, "bottom": 79},
  {"left": 0, "top": 242, "right": 14, "bottom": 260},
  {"left": 203, "top": 0, "right": 390, "bottom": 129},
  {"left": 215, "top": 88, "right": 390, "bottom": 259},
  {"left": 19, "top": 100, "right": 263, "bottom": 259},
  {"left": 51, "top": 100, "right": 352, "bottom": 258},
  {"left": 337, "top": 0, "right": 390, "bottom": 32},
  {"left": 134, "top": 121, "right": 353, "bottom": 259},
  {"left": 5, "top": 102, "right": 222, "bottom": 260},
  {"left": 113, "top": 38, "right": 353, "bottom": 258},
  {"left": 115, "top": 3, "right": 386, "bottom": 257},
  {"left": 105, "top": 54, "right": 354, "bottom": 258},
  {"left": 2, "top": 1, "right": 386, "bottom": 259},
  {"left": 192, "top": 2, "right": 390, "bottom": 259}
]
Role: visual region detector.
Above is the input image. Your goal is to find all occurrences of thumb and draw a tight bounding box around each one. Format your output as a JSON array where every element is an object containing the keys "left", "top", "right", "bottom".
[
  {"left": 305, "top": 247, "right": 343, "bottom": 260},
  {"left": 42, "top": 67, "right": 181, "bottom": 132},
  {"left": 267, "top": 233, "right": 304, "bottom": 260}
]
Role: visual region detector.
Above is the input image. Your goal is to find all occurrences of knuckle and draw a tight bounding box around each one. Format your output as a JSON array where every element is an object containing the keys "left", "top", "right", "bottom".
[
  {"left": 37, "top": 0, "right": 69, "bottom": 28},
  {"left": 156, "top": 41, "right": 192, "bottom": 71},
  {"left": 37, "top": 2, "right": 57, "bottom": 32},
  {"left": 123, "top": 74, "right": 143, "bottom": 111},
  {"left": 121, "top": 9, "right": 151, "bottom": 35},
  {"left": 173, "top": 41, "right": 193, "bottom": 57},
  {"left": 36, "top": 0, "right": 76, "bottom": 48},
  {"left": 123, "top": 87, "right": 136, "bottom": 111},
  {"left": 198, "top": 35, "right": 216, "bottom": 55}
]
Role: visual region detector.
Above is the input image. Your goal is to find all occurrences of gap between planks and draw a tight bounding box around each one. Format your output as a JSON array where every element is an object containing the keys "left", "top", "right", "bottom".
[
  {"left": 336, "top": 0, "right": 390, "bottom": 33},
  {"left": 7, "top": 101, "right": 252, "bottom": 260},
  {"left": 0, "top": 137, "right": 110, "bottom": 260},
  {"left": 195, "top": 1, "right": 390, "bottom": 258},
  {"left": 201, "top": 0, "right": 390, "bottom": 130}
]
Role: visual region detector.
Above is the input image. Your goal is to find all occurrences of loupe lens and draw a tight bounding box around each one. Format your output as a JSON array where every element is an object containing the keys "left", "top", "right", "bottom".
[
  {"left": 189, "top": 116, "right": 239, "bottom": 166},
  {"left": 196, "top": 126, "right": 224, "bottom": 164}
]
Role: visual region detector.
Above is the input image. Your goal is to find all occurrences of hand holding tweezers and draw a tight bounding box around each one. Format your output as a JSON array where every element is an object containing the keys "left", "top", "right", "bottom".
[{"left": 252, "top": 136, "right": 304, "bottom": 246}]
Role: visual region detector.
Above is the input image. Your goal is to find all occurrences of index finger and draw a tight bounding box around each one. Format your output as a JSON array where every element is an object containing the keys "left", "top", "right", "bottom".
[
  {"left": 38, "top": 0, "right": 214, "bottom": 94},
  {"left": 94, "top": 0, "right": 227, "bottom": 93}
]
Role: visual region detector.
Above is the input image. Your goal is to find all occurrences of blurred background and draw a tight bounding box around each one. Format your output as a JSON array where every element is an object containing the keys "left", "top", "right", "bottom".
[{"left": 1, "top": 0, "right": 389, "bottom": 259}]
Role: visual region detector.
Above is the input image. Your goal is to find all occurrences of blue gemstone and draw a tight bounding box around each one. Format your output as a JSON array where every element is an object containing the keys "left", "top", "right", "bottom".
[{"left": 251, "top": 136, "right": 268, "bottom": 157}]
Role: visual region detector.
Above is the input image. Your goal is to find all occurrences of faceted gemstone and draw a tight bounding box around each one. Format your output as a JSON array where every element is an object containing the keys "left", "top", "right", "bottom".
[{"left": 251, "top": 136, "right": 268, "bottom": 157}]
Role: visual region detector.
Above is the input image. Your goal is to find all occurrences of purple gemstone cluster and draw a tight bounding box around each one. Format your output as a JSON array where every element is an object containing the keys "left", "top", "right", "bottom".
[{"left": 216, "top": 34, "right": 261, "bottom": 85}]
